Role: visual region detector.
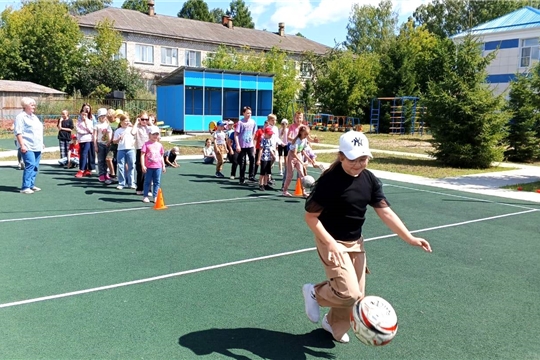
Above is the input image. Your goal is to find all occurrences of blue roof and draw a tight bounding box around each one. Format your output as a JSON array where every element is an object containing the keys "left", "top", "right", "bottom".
[{"left": 452, "top": 6, "right": 540, "bottom": 38}]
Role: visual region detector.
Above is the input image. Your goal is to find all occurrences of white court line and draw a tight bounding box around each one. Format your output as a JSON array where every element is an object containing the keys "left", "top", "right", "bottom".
[
  {"left": 0, "top": 195, "right": 273, "bottom": 223},
  {"left": 385, "top": 184, "right": 538, "bottom": 211},
  {"left": 0, "top": 208, "right": 536, "bottom": 310}
]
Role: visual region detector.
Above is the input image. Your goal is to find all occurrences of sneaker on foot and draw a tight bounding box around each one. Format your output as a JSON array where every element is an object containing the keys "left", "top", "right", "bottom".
[
  {"left": 217, "top": 172, "right": 225, "bottom": 178},
  {"left": 248, "top": 177, "right": 257, "bottom": 182},
  {"left": 136, "top": 191, "right": 143, "bottom": 195},
  {"left": 98, "top": 175, "right": 106, "bottom": 182},
  {"left": 31, "top": 186, "right": 41, "bottom": 192},
  {"left": 75, "top": 170, "right": 84, "bottom": 178},
  {"left": 116, "top": 185, "right": 124, "bottom": 190},
  {"left": 142, "top": 197, "right": 150, "bottom": 203},
  {"left": 322, "top": 314, "right": 350, "bottom": 343},
  {"left": 230, "top": 176, "right": 235, "bottom": 180},
  {"left": 20, "top": 188, "right": 34, "bottom": 194},
  {"left": 83, "top": 170, "right": 92, "bottom": 177},
  {"left": 264, "top": 185, "right": 274, "bottom": 191},
  {"left": 259, "top": 185, "right": 265, "bottom": 191},
  {"left": 148, "top": 192, "right": 153, "bottom": 197},
  {"left": 104, "top": 179, "right": 112, "bottom": 185},
  {"left": 302, "top": 283, "right": 320, "bottom": 323}
]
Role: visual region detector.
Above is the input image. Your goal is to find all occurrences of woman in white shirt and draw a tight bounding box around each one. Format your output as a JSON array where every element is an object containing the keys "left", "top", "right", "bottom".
[
  {"left": 14, "top": 97, "right": 43, "bottom": 194},
  {"left": 113, "top": 115, "right": 136, "bottom": 190}
]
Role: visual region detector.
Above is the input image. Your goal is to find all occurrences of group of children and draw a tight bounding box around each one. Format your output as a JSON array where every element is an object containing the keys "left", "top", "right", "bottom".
[
  {"left": 56, "top": 105, "right": 179, "bottom": 203},
  {"left": 204, "top": 111, "right": 321, "bottom": 195}
]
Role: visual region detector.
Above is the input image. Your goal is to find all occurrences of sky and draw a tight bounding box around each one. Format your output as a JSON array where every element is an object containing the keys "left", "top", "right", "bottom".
[{"left": 0, "top": 0, "right": 431, "bottom": 47}]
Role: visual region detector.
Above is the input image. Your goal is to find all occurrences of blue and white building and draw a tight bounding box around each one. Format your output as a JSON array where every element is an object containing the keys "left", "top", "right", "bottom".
[{"left": 452, "top": 6, "right": 540, "bottom": 96}]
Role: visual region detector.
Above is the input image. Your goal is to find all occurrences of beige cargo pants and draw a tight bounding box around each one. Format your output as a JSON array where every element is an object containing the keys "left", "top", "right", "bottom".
[{"left": 313, "top": 237, "right": 367, "bottom": 341}]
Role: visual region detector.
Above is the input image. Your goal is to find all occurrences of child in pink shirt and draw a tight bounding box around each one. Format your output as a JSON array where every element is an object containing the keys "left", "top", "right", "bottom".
[{"left": 141, "top": 126, "right": 166, "bottom": 203}]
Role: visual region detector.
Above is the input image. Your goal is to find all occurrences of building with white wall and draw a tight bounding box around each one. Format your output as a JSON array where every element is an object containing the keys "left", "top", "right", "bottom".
[
  {"left": 77, "top": 5, "right": 328, "bottom": 92},
  {"left": 452, "top": 6, "right": 540, "bottom": 96}
]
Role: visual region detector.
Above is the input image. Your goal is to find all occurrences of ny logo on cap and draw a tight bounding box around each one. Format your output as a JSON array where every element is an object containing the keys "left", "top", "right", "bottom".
[{"left": 351, "top": 137, "right": 363, "bottom": 147}]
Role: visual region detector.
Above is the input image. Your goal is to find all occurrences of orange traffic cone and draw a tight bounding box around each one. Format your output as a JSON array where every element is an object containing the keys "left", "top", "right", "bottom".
[
  {"left": 153, "top": 188, "right": 168, "bottom": 210},
  {"left": 294, "top": 178, "right": 303, "bottom": 197}
]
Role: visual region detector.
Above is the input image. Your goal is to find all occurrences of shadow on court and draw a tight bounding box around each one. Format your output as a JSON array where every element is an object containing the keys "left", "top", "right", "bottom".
[
  {"left": 178, "top": 328, "right": 335, "bottom": 360},
  {"left": 0, "top": 184, "right": 22, "bottom": 193}
]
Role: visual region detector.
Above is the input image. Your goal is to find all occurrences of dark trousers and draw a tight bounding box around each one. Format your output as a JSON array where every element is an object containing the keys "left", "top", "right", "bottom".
[
  {"left": 228, "top": 152, "right": 239, "bottom": 177},
  {"left": 253, "top": 148, "right": 261, "bottom": 177},
  {"left": 79, "top": 142, "right": 95, "bottom": 171},
  {"left": 239, "top": 147, "right": 255, "bottom": 182},
  {"left": 97, "top": 143, "right": 109, "bottom": 177},
  {"left": 135, "top": 148, "right": 145, "bottom": 191}
]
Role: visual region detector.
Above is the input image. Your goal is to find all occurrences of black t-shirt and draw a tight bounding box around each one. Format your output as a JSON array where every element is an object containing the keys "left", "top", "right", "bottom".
[
  {"left": 305, "top": 164, "right": 389, "bottom": 241},
  {"left": 57, "top": 118, "right": 74, "bottom": 141},
  {"left": 164, "top": 150, "right": 177, "bottom": 165}
]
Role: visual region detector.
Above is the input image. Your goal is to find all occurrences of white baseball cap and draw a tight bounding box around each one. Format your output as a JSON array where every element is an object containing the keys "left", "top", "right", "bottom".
[
  {"left": 96, "top": 108, "right": 107, "bottom": 117},
  {"left": 281, "top": 119, "right": 289, "bottom": 124},
  {"left": 148, "top": 126, "right": 160, "bottom": 134},
  {"left": 339, "top": 131, "right": 373, "bottom": 160}
]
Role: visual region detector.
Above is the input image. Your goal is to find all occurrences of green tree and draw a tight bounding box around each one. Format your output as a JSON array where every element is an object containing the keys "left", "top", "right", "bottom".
[
  {"left": 204, "top": 45, "right": 300, "bottom": 120},
  {"left": 70, "top": 20, "right": 143, "bottom": 98},
  {"left": 413, "top": 0, "right": 540, "bottom": 38},
  {"left": 423, "top": 36, "right": 510, "bottom": 168},
  {"left": 210, "top": 7, "right": 225, "bottom": 23},
  {"left": 121, "top": 0, "right": 149, "bottom": 13},
  {"left": 226, "top": 0, "right": 254, "bottom": 28},
  {"left": 68, "top": 0, "right": 111, "bottom": 15},
  {"left": 298, "top": 79, "right": 316, "bottom": 114},
  {"left": 177, "top": 0, "right": 213, "bottom": 22},
  {"left": 311, "top": 49, "right": 380, "bottom": 117},
  {"left": 505, "top": 73, "right": 540, "bottom": 162},
  {"left": 0, "top": 0, "right": 83, "bottom": 91},
  {"left": 93, "top": 18, "right": 122, "bottom": 61},
  {"left": 345, "top": 0, "right": 397, "bottom": 53},
  {"left": 378, "top": 20, "right": 439, "bottom": 97}
]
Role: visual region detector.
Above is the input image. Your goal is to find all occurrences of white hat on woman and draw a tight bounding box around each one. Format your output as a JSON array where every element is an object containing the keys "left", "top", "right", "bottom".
[{"left": 339, "top": 131, "right": 373, "bottom": 160}]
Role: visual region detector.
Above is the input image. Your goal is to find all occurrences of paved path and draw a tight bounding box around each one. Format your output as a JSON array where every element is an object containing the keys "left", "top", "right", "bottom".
[{"left": 2, "top": 137, "right": 539, "bottom": 203}]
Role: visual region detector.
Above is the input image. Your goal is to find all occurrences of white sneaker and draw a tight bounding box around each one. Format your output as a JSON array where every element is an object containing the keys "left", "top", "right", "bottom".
[
  {"left": 20, "top": 188, "right": 34, "bottom": 194},
  {"left": 230, "top": 176, "right": 235, "bottom": 180},
  {"left": 31, "top": 186, "right": 41, "bottom": 192},
  {"left": 322, "top": 314, "right": 350, "bottom": 343},
  {"left": 142, "top": 197, "right": 150, "bottom": 203},
  {"left": 116, "top": 185, "right": 124, "bottom": 190},
  {"left": 302, "top": 283, "right": 320, "bottom": 323}
]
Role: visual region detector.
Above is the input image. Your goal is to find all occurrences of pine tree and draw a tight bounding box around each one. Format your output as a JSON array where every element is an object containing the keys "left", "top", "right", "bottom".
[
  {"left": 506, "top": 73, "right": 540, "bottom": 162},
  {"left": 177, "top": 0, "right": 213, "bottom": 22},
  {"left": 226, "top": 0, "right": 254, "bottom": 28},
  {"left": 121, "top": 0, "right": 148, "bottom": 14},
  {"left": 423, "top": 36, "right": 511, "bottom": 168}
]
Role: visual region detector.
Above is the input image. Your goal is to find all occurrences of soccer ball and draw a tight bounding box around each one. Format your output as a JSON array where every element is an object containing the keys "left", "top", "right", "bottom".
[
  {"left": 350, "top": 296, "right": 398, "bottom": 346},
  {"left": 302, "top": 175, "right": 316, "bottom": 189}
]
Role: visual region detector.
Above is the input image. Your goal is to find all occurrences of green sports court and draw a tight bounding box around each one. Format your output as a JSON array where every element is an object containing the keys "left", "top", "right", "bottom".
[{"left": 0, "top": 160, "right": 539, "bottom": 359}]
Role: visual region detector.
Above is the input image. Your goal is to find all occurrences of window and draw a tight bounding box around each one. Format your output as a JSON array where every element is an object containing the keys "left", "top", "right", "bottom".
[
  {"left": 185, "top": 86, "right": 203, "bottom": 115},
  {"left": 185, "top": 50, "right": 201, "bottom": 67},
  {"left": 161, "top": 47, "right": 178, "bottom": 66},
  {"left": 135, "top": 44, "right": 154, "bottom": 63},
  {"left": 113, "top": 43, "right": 127, "bottom": 60},
  {"left": 300, "top": 62, "right": 312, "bottom": 78},
  {"left": 520, "top": 38, "right": 539, "bottom": 67}
]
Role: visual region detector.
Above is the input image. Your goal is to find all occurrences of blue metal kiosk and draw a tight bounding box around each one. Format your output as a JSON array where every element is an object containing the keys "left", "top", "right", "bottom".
[{"left": 155, "top": 67, "right": 274, "bottom": 132}]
